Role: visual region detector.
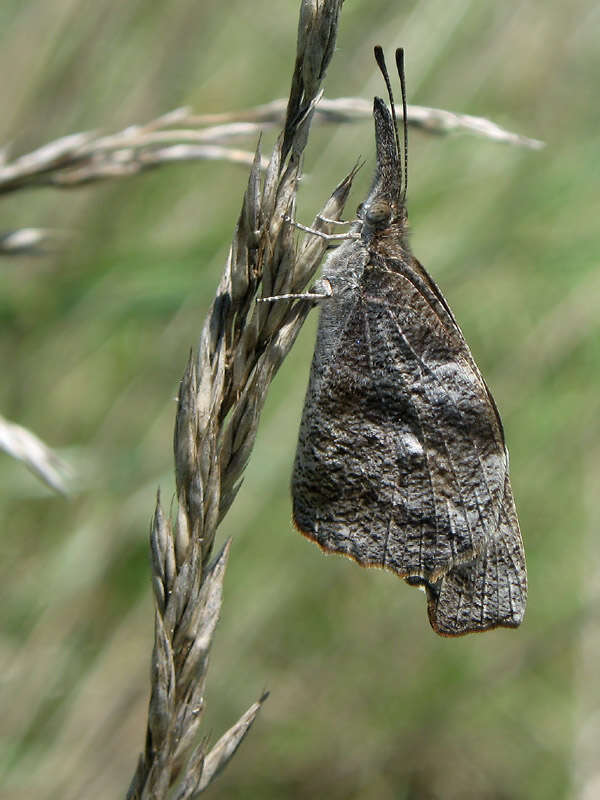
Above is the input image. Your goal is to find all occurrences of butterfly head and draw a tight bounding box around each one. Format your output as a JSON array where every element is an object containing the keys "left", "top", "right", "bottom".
[{"left": 359, "top": 48, "right": 409, "bottom": 243}]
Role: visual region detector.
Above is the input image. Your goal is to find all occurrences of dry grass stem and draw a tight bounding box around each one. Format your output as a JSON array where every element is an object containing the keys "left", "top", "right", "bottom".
[
  {"left": 126, "top": 1, "right": 351, "bottom": 796},
  {"left": 0, "top": 119, "right": 264, "bottom": 194},
  {"left": 0, "top": 96, "right": 541, "bottom": 197},
  {"left": 0, "top": 227, "right": 66, "bottom": 255},
  {"left": 190, "top": 96, "right": 544, "bottom": 150},
  {"left": 0, "top": 414, "right": 71, "bottom": 494}
]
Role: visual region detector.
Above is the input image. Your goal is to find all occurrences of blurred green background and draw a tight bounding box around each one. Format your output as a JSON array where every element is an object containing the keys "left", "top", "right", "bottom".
[{"left": 1, "top": 1, "right": 598, "bottom": 798}]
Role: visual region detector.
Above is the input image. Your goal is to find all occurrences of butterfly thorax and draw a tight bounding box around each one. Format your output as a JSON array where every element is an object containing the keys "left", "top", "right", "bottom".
[{"left": 360, "top": 201, "right": 412, "bottom": 265}]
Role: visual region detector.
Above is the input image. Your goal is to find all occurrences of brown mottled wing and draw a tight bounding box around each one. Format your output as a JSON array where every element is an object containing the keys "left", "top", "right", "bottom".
[
  {"left": 423, "top": 474, "right": 527, "bottom": 635},
  {"left": 292, "top": 262, "right": 508, "bottom": 582}
]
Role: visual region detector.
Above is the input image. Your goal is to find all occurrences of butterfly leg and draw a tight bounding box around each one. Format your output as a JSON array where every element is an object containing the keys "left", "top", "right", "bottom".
[
  {"left": 283, "top": 215, "right": 360, "bottom": 242},
  {"left": 257, "top": 278, "right": 333, "bottom": 304},
  {"left": 316, "top": 214, "right": 353, "bottom": 225}
]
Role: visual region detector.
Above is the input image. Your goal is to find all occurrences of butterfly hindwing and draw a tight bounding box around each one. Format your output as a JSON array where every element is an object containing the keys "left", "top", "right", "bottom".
[{"left": 422, "top": 474, "right": 527, "bottom": 635}]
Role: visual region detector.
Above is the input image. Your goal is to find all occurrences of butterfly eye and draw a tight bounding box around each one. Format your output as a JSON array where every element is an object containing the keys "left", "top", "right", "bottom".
[{"left": 365, "top": 200, "right": 392, "bottom": 227}]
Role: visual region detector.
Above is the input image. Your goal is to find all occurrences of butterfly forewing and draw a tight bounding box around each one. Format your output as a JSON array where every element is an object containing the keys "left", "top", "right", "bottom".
[{"left": 292, "top": 258, "right": 508, "bottom": 583}]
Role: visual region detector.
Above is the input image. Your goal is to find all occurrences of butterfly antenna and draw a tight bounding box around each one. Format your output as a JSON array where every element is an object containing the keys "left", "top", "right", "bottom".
[
  {"left": 395, "top": 48, "right": 409, "bottom": 202},
  {"left": 374, "top": 45, "right": 402, "bottom": 190}
]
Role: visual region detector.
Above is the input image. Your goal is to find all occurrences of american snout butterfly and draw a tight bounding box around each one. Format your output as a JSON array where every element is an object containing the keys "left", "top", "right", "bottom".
[{"left": 291, "top": 47, "right": 527, "bottom": 636}]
